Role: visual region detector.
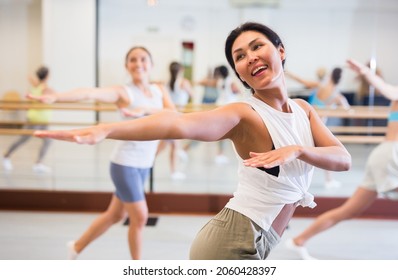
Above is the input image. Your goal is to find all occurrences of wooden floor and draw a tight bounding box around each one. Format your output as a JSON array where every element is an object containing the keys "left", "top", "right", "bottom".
[
  {"left": 0, "top": 210, "right": 397, "bottom": 260},
  {"left": 0, "top": 132, "right": 397, "bottom": 264}
]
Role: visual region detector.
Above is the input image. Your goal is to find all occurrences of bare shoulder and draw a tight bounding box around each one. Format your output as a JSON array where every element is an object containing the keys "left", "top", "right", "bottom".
[
  {"left": 151, "top": 81, "right": 167, "bottom": 92},
  {"left": 224, "top": 101, "right": 253, "bottom": 111},
  {"left": 218, "top": 102, "right": 260, "bottom": 122},
  {"left": 390, "top": 100, "right": 398, "bottom": 110},
  {"left": 291, "top": 98, "right": 313, "bottom": 116},
  {"left": 146, "top": 82, "right": 168, "bottom": 98},
  {"left": 109, "top": 85, "right": 130, "bottom": 107},
  {"left": 210, "top": 101, "right": 251, "bottom": 114},
  {"left": 292, "top": 97, "right": 310, "bottom": 107},
  {"left": 113, "top": 85, "right": 129, "bottom": 96}
]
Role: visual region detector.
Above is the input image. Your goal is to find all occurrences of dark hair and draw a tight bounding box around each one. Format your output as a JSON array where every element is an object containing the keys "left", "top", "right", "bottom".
[
  {"left": 213, "top": 67, "right": 220, "bottom": 78},
  {"left": 125, "top": 46, "right": 153, "bottom": 64},
  {"left": 217, "top": 65, "right": 229, "bottom": 79},
  {"left": 331, "top": 67, "right": 342, "bottom": 84},
  {"left": 169, "top": 61, "right": 182, "bottom": 91},
  {"left": 36, "top": 66, "right": 49, "bottom": 81},
  {"left": 225, "top": 22, "right": 285, "bottom": 92}
]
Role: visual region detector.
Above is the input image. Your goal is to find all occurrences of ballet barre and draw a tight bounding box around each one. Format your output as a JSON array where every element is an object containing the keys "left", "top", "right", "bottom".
[
  {"left": 0, "top": 101, "right": 389, "bottom": 143},
  {"left": 0, "top": 101, "right": 117, "bottom": 111},
  {"left": 315, "top": 106, "right": 389, "bottom": 119},
  {"left": 315, "top": 106, "right": 388, "bottom": 144}
]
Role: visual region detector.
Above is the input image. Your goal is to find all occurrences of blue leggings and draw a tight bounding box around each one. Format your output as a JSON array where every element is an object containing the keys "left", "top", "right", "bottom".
[{"left": 110, "top": 162, "right": 150, "bottom": 203}]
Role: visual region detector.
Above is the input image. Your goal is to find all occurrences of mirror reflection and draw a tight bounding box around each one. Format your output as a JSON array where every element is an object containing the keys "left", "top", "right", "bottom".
[{"left": 1, "top": 0, "right": 397, "bottom": 198}]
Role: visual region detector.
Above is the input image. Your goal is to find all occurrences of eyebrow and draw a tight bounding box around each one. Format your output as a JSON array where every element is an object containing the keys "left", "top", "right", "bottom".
[{"left": 233, "top": 38, "right": 260, "bottom": 54}]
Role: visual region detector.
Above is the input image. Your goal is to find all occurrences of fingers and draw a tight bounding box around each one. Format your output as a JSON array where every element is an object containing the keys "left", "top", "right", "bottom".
[
  {"left": 244, "top": 158, "right": 279, "bottom": 168},
  {"left": 346, "top": 59, "right": 362, "bottom": 73},
  {"left": 248, "top": 151, "right": 261, "bottom": 157},
  {"left": 243, "top": 152, "right": 278, "bottom": 168},
  {"left": 34, "top": 130, "right": 75, "bottom": 142},
  {"left": 34, "top": 129, "right": 102, "bottom": 145},
  {"left": 74, "top": 135, "right": 98, "bottom": 145},
  {"left": 26, "top": 94, "right": 37, "bottom": 100},
  {"left": 346, "top": 59, "right": 356, "bottom": 69},
  {"left": 120, "top": 108, "right": 129, "bottom": 115}
]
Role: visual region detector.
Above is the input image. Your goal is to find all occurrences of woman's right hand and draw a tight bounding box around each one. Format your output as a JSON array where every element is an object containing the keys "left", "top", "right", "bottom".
[
  {"left": 346, "top": 59, "right": 369, "bottom": 76},
  {"left": 34, "top": 125, "right": 109, "bottom": 145}
]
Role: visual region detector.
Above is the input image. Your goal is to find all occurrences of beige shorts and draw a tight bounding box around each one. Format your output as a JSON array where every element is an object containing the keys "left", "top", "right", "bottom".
[
  {"left": 361, "top": 142, "right": 398, "bottom": 197},
  {"left": 189, "top": 207, "right": 280, "bottom": 260}
]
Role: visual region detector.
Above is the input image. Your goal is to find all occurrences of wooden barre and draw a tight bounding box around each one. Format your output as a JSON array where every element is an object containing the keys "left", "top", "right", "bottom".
[
  {"left": 315, "top": 106, "right": 389, "bottom": 119},
  {"left": 0, "top": 102, "right": 117, "bottom": 111},
  {"left": 328, "top": 126, "right": 387, "bottom": 134},
  {"left": 0, "top": 102, "right": 218, "bottom": 113},
  {"left": 0, "top": 128, "right": 35, "bottom": 135},
  {"left": 0, "top": 121, "right": 98, "bottom": 127},
  {"left": 336, "top": 135, "right": 384, "bottom": 144}
]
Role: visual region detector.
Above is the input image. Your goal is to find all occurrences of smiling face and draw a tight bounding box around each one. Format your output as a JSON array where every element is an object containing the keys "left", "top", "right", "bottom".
[
  {"left": 231, "top": 30, "right": 285, "bottom": 92},
  {"left": 125, "top": 47, "right": 153, "bottom": 83}
]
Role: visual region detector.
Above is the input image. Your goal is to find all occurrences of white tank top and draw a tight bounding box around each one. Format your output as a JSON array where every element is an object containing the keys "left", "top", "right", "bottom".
[
  {"left": 169, "top": 81, "right": 190, "bottom": 106},
  {"left": 110, "top": 83, "right": 163, "bottom": 168},
  {"left": 226, "top": 96, "right": 316, "bottom": 230},
  {"left": 216, "top": 77, "right": 238, "bottom": 105}
]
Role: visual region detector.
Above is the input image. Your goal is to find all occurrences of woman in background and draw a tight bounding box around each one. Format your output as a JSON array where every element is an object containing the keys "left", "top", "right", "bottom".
[
  {"left": 156, "top": 61, "right": 194, "bottom": 180},
  {"left": 214, "top": 65, "right": 242, "bottom": 164},
  {"left": 287, "top": 67, "right": 350, "bottom": 189},
  {"left": 29, "top": 46, "right": 175, "bottom": 260},
  {"left": 286, "top": 58, "right": 398, "bottom": 260},
  {"left": 3, "top": 66, "right": 53, "bottom": 173}
]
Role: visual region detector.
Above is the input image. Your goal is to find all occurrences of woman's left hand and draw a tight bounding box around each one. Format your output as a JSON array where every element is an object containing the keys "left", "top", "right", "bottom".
[{"left": 243, "top": 145, "right": 301, "bottom": 168}]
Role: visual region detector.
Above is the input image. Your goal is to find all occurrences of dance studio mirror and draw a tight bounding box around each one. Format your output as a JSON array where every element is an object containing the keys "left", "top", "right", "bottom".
[{"left": 1, "top": 0, "right": 397, "bottom": 200}]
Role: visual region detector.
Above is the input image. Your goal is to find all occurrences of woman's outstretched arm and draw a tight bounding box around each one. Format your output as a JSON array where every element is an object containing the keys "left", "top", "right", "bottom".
[
  {"left": 27, "top": 86, "right": 130, "bottom": 107},
  {"left": 347, "top": 59, "right": 398, "bottom": 101},
  {"left": 34, "top": 104, "right": 243, "bottom": 145}
]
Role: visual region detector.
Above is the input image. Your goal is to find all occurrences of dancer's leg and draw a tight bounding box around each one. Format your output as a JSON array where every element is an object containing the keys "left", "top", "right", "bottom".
[
  {"left": 4, "top": 135, "right": 31, "bottom": 158},
  {"left": 74, "top": 195, "right": 125, "bottom": 254},
  {"left": 293, "top": 187, "right": 378, "bottom": 246},
  {"left": 124, "top": 200, "right": 148, "bottom": 260},
  {"left": 36, "top": 138, "right": 52, "bottom": 163}
]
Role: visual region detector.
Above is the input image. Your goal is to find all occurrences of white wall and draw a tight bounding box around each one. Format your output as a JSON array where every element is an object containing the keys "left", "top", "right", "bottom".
[
  {"left": 0, "top": 0, "right": 96, "bottom": 122},
  {"left": 1, "top": 0, "right": 398, "bottom": 104},
  {"left": 266, "top": 1, "right": 398, "bottom": 91},
  {"left": 42, "top": 0, "right": 96, "bottom": 122},
  {"left": 97, "top": 0, "right": 242, "bottom": 103},
  {"left": 0, "top": 0, "right": 42, "bottom": 96},
  {"left": 97, "top": 0, "right": 398, "bottom": 95}
]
